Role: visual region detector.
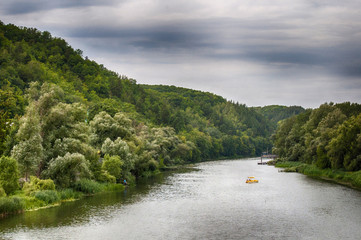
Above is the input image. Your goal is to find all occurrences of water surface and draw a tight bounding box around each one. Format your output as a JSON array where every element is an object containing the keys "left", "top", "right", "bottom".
[{"left": 1, "top": 159, "right": 360, "bottom": 239}]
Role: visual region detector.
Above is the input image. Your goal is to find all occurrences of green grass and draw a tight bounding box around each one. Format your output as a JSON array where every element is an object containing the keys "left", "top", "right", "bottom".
[
  {"left": 0, "top": 196, "right": 25, "bottom": 215},
  {"left": 33, "top": 190, "right": 59, "bottom": 204},
  {"left": 0, "top": 197, "right": 24, "bottom": 214},
  {"left": 58, "top": 188, "right": 83, "bottom": 200},
  {"left": 275, "top": 161, "right": 361, "bottom": 190},
  {"left": 275, "top": 161, "right": 304, "bottom": 168},
  {"left": 102, "top": 183, "right": 125, "bottom": 192},
  {"left": 73, "top": 179, "right": 103, "bottom": 194},
  {"left": 0, "top": 179, "right": 127, "bottom": 217},
  {"left": 23, "top": 195, "right": 46, "bottom": 210}
]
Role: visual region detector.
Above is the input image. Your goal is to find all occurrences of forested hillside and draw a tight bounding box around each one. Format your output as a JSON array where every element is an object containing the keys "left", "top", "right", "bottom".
[
  {"left": 253, "top": 105, "right": 305, "bottom": 128},
  {"left": 0, "top": 21, "right": 302, "bottom": 198},
  {"left": 273, "top": 102, "right": 361, "bottom": 171}
]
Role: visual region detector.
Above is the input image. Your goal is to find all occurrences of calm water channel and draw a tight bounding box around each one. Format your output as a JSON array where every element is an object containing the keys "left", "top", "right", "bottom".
[{"left": 1, "top": 159, "right": 361, "bottom": 240}]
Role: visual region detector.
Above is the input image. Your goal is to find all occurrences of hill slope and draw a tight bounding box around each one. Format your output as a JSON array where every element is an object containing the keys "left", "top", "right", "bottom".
[{"left": 0, "top": 21, "right": 304, "bottom": 185}]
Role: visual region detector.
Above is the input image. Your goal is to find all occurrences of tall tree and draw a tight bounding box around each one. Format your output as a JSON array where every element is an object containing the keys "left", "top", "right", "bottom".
[
  {"left": 11, "top": 103, "right": 43, "bottom": 180},
  {"left": 0, "top": 156, "right": 20, "bottom": 195}
]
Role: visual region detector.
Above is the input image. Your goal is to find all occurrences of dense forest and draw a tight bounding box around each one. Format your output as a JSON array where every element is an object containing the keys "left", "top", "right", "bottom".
[
  {"left": 273, "top": 102, "right": 361, "bottom": 171},
  {"left": 0, "top": 20, "right": 307, "bottom": 211},
  {"left": 253, "top": 105, "right": 305, "bottom": 127}
]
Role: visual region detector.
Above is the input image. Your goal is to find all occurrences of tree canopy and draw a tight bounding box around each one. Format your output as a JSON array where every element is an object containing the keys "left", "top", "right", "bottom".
[
  {"left": 273, "top": 102, "right": 361, "bottom": 171},
  {"left": 0, "top": 21, "right": 310, "bottom": 189}
]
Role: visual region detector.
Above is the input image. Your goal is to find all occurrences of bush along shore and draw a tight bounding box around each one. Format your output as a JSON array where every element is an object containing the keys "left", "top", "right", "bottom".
[
  {"left": 273, "top": 160, "right": 361, "bottom": 190},
  {"left": 0, "top": 162, "right": 196, "bottom": 218},
  {"left": 0, "top": 176, "right": 125, "bottom": 218}
]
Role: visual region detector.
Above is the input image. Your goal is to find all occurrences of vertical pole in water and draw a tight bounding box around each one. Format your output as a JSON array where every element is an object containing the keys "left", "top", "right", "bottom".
[{"left": 261, "top": 155, "right": 263, "bottom": 164}]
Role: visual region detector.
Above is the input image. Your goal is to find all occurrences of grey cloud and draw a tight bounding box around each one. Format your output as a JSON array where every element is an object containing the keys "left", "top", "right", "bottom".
[
  {"left": 1, "top": 0, "right": 118, "bottom": 15},
  {"left": 64, "top": 16, "right": 361, "bottom": 80},
  {"left": 3, "top": 0, "right": 361, "bottom": 107},
  {"left": 65, "top": 22, "right": 212, "bottom": 51}
]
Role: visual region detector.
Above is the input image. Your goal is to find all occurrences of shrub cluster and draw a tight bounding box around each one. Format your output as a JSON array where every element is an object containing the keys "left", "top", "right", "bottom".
[
  {"left": 58, "top": 188, "right": 82, "bottom": 200},
  {"left": 0, "top": 186, "right": 6, "bottom": 198},
  {"left": 98, "top": 170, "right": 116, "bottom": 184},
  {"left": 23, "top": 176, "right": 55, "bottom": 195},
  {"left": 0, "top": 197, "right": 25, "bottom": 215},
  {"left": 73, "top": 179, "right": 102, "bottom": 194},
  {"left": 33, "top": 190, "right": 59, "bottom": 204}
]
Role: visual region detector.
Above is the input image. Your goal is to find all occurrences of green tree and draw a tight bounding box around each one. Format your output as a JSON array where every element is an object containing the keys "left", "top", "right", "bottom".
[
  {"left": 90, "top": 111, "right": 134, "bottom": 146},
  {"left": 313, "top": 108, "right": 346, "bottom": 168},
  {"left": 43, "top": 153, "right": 92, "bottom": 188},
  {"left": 102, "top": 155, "right": 123, "bottom": 181},
  {"left": 11, "top": 103, "right": 43, "bottom": 180},
  {"left": 101, "top": 137, "right": 134, "bottom": 175},
  {"left": 328, "top": 114, "right": 361, "bottom": 171},
  {"left": 0, "top": 111, "right": 10, "bottom": 155},
  {"left": 0, "top": 156, "right": 20, "bottom": 195}
]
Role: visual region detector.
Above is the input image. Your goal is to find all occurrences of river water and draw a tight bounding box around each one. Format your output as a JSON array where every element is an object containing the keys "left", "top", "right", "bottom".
[{"left": 0, "top": 159, "right": 361, "bottom": 240}]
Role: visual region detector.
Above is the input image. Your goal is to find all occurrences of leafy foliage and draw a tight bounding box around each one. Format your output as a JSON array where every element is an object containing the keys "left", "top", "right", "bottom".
[
  {"left": 0, "top": 186, "right": 6, "bottom": 197},
  {"left": 33, "top": 190, "right": 59, "bottom": 204},
  {"left": 253, "top": 105, "right": 305, "bottom": 127},
  {"left": 273, "top": 103, "right": 361, "bottom": 171},
  {"left": 0, "top": 156, "right": 20, "bottom": 195},
  {"left": 73, "top": 179, "right": 102, "bottom": 194},
  {"left": 11, "top": 101, "right": 43, "bottom": 180},
  {"left": 22, "top": 176, "right": 55, "bottom": 195},
  {"left": 0, "top": 197, "right": 25, "bottom": 215},
  {"left": 43, "top": 153, "right": 92, "bottom": 188},
  {"left": 101, "top": 155, "right": 123, "bottom": 181}
]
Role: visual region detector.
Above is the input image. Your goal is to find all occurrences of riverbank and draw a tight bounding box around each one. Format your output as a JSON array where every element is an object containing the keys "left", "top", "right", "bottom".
[
  {"left": 3, "top": 158, "right": 361, "bottom": 240},
  {"left": 0, "top": 158, "right": 265, "bottom": 218},
  {"left": 273, "top": 161, "right": 361, "bottom": 191},
  {"left": 0, "top": 165, "right": 197, "bottom": 218},
  {"left": 0, "top": 180, "right": 125, "bottom": 218}
]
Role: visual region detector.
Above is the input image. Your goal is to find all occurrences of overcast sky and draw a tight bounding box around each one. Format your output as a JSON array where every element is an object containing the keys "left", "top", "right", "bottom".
[{"left": 2, "top": 0, "right": 361, "bottom": 108}]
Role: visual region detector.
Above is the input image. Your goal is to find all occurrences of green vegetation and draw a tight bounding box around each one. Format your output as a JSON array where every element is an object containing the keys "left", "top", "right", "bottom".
[
  {"left": 73, "top": 179, "right": 102, "bottom": 194},
  {"left": 22, "top": 176, "right": 55, "bottom": 195},
  {"left": 0, "top": 20, "right": 280, "bottom": 185},
  {"left": 0, "top": 197, "right": 24, "bottom": 216},
  {"left": 273, "top": 102, "right": 361, "bottom": 189},
  {"left": 253, "top": 105, "right": 305, "bottom": 130},
  {"left": 275, "top": 161, "right": 361, "bottom": 189},
  {"left": 0, "top": 156, "right": 20, "bottom": 195},
  {"left": 2, "top": 20, "right": 356, "bottom": 216},
  {"left": 33, "top": 190, "right": 59, "bottom": 204}
]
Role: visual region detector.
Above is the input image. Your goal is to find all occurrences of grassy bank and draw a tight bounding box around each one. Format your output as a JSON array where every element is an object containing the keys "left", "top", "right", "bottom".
[
  {"left": 0, "top": 165, "right": 182, "bottom": 218},
  {"left": 274, "top": 161, "right": 361, "bottom": 190},
  {"left": 0, "top": 179, "right": 125, "bottom": 218}
]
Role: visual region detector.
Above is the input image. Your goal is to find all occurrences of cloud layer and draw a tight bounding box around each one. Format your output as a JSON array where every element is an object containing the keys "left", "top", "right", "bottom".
[{"left": 2, "top": 0, "right": 361, "bottom": 107}]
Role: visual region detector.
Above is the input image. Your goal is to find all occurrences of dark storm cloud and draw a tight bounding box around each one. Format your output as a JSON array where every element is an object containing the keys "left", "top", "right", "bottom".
[
  {"left": 333, "top": 45, "right": 361, "bottom": 77},
  {"left": 1, "top": 0, "right": 117, "bottom": 15},
  {"left": 66, "top": 24, "right": 210, "bottom": 51},
  {"left": 63, "top": 16, "right": 361, "bottom": 80}
]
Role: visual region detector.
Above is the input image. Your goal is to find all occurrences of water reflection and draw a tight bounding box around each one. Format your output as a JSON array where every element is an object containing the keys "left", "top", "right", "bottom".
[{"left": 1, "top": 159, "right": 361, "bottom": 240}]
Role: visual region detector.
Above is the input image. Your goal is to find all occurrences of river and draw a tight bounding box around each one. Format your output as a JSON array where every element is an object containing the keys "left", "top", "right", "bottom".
[{"left": 0, "top": 159, "right": 361, "bottom": 240}]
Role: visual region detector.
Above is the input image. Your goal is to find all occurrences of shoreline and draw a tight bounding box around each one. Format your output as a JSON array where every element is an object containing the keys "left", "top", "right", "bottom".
[
  {"left": 273, "top": 161, "right": 361, "bottom": 191},
  {"left": 0, "top": 164, "right": 193, "bottom": 218},
  {"left": 0, "top": 183, "right": 126, "bottom": 219}
]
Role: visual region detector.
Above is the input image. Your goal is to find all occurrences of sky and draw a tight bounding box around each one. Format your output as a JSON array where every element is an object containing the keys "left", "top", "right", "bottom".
[{"left": 2, "top": 0, "right": 361, "bottom": 108}]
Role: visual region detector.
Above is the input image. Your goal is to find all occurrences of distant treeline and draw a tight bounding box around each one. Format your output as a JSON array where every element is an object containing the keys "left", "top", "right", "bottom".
[
  {"left": 0, "top": 20, "right": 304, "bottom": 196},
  {"left": 273, "top": 102, "right": 361, "bottom": 171}
]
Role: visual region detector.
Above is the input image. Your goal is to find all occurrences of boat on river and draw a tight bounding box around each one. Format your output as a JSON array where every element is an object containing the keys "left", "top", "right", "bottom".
[{"left": 246, "top": 176, "right": 259, "bottom": 183}]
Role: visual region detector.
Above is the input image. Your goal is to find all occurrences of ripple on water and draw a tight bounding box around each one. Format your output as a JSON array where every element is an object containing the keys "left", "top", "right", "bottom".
[{"left": 1, "top": 159, "right": 361, "bottom": 240}]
